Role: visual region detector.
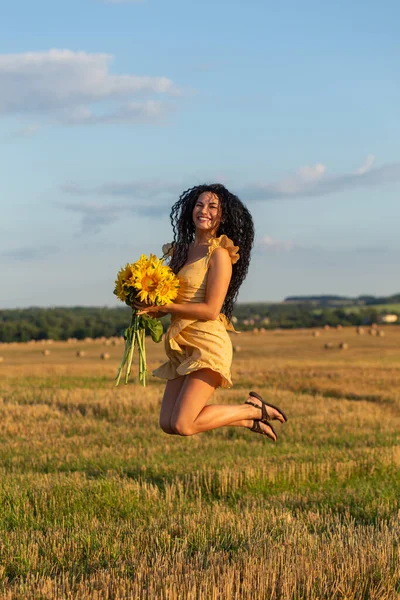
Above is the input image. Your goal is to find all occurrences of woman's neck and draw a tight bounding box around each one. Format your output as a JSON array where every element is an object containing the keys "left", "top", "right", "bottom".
[{"left": 193, "top": 229, "right": 218, "bottom": 247}]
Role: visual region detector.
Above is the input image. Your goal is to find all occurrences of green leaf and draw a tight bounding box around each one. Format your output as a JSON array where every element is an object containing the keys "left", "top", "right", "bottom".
[{"left": 139, "top": 314, "right": 164, "bottom": 343}]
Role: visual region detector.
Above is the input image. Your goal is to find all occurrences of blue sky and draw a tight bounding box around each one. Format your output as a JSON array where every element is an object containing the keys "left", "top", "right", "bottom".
[{"left": 1, "top": 0, "right": 399, "bottom": 308}]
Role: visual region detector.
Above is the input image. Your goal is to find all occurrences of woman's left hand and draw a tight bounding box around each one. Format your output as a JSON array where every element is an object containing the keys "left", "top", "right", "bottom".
[{"left": 137, "top": 304, "right": 170, "bottom": 316}]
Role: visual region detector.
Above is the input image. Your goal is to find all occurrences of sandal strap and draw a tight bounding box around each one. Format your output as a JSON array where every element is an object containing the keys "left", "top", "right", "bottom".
[
  {"left": 245, "top": 399, "right": 270, "bottom": 422},
  {"left": 249, "top": 391, "right": 288, "bottom": 423},
  {"left": 250, "top": 419, "right": 277, "bottom": 440},
  {"left": 250, "top": 420, "right": 263, "bottom": 433}
]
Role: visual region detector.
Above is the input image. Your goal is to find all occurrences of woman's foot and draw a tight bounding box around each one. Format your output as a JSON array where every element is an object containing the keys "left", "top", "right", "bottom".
[
  {"left": 248, "top": 419, "right": 277, "bottom": 442},
  {"left": 245, "top": 392, "right": 286, "bottom": 424}
]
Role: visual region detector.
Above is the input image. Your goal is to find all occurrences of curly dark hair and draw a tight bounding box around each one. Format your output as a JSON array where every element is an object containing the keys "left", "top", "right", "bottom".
[{"left": 167, "top": 183, "right": 254, "bottom": 320}]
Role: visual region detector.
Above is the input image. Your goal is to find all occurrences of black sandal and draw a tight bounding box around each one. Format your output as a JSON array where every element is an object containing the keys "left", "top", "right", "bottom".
[
  {"left": 246, "top": 390, "right": 288, "bottom": 423},
  {"left": 250, "top": 419, "right": 277, "bottom": 442}
]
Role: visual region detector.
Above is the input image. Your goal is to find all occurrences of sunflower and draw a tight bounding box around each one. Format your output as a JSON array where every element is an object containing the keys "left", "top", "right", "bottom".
[
  {"left": 135, "top": 270, "right": 159, "bottom": 303},
  {"left": 154, "top": 275, "right": 180, "bottom": 305},
  {"left": 114, "top": 254, "right": 180, "bottom": 307},
  {"left": 113, "top": 253, "right": 181, "bottom": 387},
  {"left": 114, "top": 263, "right": 135, "bottom": 302}
]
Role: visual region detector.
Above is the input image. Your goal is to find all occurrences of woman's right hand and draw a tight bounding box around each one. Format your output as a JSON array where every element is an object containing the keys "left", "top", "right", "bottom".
[{"left": 131, "top": 298, "right": 150, "bottom": 310}]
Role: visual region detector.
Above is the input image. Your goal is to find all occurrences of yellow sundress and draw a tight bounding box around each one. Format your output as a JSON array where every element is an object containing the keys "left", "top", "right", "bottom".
[{"left": 152, "top": 235, "right": 240, "bottom": 388}]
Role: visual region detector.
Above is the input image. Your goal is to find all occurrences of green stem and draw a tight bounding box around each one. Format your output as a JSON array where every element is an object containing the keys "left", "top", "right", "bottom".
[
  {"left": 115, "top": 311, "right": 136, "bottom": 387},
  {"left": 115, "top": 337, "right": 130, "bottom": 386},
  {"left": 136, "top": 326, "right": 146, "bottom": 386},
  {"left": 124, "top": 310, "right": 138, "bottom": 384},
  {"left": 141, "top": 328, "right": 147, "bottom": 387},
  {"left": 125, "top": 329, "right": 136, "bottom": 384}
]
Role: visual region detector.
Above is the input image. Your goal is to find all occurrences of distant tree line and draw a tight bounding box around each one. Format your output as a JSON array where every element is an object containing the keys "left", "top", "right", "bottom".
[
  {"left": 283, "top": 293, "right": 400, "bottom": 306},
  {"left": 0, "top": 302, "right": 398, "bottom": 343},
  {"left": 0, "top": 307, "right": 132, "bottom": 343},
  {"left": 233, "top": 303, "right": 394, "bottom": 330}
]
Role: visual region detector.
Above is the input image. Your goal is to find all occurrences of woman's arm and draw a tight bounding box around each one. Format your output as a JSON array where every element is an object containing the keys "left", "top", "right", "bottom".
[{"left": 138, "top": 248, "right": 232, "bottom": 320}]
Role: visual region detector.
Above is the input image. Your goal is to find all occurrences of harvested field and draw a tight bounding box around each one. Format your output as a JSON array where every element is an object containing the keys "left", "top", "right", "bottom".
[{"left": 0, "top": 326, "right": 399, "bottom": 599}]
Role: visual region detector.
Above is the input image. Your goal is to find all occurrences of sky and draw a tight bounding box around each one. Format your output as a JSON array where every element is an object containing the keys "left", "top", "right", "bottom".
[{"left": 1, "top": 0, "right": 399, "bottom": 308}]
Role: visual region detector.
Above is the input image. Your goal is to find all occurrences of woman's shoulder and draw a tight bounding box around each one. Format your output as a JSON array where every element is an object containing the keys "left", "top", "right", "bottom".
[{"left": 208, "top": 235, "right": 240, "bottom": 265}]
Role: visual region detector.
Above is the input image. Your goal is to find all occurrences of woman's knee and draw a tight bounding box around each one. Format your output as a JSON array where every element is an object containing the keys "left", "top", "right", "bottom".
[
  {"left": 159, "top": 416, "right": 177, "bottom": 435},
  {"left": 170, "top": 417, "right": 194, "bottom": 436}
]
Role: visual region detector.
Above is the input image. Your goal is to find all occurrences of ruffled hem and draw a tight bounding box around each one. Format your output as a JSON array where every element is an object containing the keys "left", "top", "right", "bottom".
[
  {"left": 153, "top": 360, "right": 232, "bottom": 388},
  {"left": 207, "top": 235, "right": 240, "bottom": 265}
]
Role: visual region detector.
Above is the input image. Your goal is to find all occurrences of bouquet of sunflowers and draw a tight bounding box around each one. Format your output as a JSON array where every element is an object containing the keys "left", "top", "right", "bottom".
[{"left": 113, "top": 253, "right": 179, "bottom": 386}]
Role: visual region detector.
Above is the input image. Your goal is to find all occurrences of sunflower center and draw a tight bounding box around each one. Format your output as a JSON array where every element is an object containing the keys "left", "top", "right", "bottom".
[{"left": 142, "top": 276, "right": 157, "bottom": 291}]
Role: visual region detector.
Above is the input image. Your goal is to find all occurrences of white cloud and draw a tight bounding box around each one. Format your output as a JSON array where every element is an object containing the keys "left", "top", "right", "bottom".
[
  {"left": 11, "top": 124, "right": 40, "bottom": 138},
  {"left": 243, "top": 156, "right": 400, "bottom": 201},
  {"left": 0, "top": 49, "right": 180, "bottom": 125},
  {"left": 60, "top": 181, "right": 176, "bottom": 232},
  {"left": 61, "top": 202, "right": 128, "bottom": 233},
  {"left": 297, "top": 164, "right": 326, "bottom": 182},
  {"left": 257, "top": 236, "right": 294, "bottom": 252},
  {"left": 64, "top": 100, "right": 166, "bottom": 125},
  {"left": 2, "top": 245, "right": 59, "bottom": 261},
  {"left": 60, "top": 156, "right": 400, "bottom": 232},
  {"left": 355, "top": 154, "right": 375, "bottom": 175}
]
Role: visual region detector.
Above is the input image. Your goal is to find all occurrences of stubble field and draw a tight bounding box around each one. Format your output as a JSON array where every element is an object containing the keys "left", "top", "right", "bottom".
[{"left": 0, "top": 326, "right": 400, "bottom": 599}]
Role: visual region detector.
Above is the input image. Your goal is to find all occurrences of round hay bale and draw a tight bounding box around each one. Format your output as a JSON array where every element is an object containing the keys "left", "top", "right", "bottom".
[
  {"left": 324, "top": 343, "right": 334, "bottom": 349},
  {"left": 369, "top": 329, "right": 377, "bottom": 336},
  {"left": 378, "top": 330, "right": 385, "bottom": 337},
  {"left": 76, "top": 350, "right": 86, "bottom": 357},
  {"left": 42, "top": 349, "right": 51, "bottom": 356},
  {"left": 252, "top": 328, "right": 259, "bottom": 334},
  {"left": 336, "top": 324, "right": 343, "bottom": 330},
  {"left": 356, "top": 327, "right": 364, "bottom": 335},
  {"left": 233, "top": 345, "right": 242, "bottom": 353},
  {"left": 0, "top": 356, "right": 4, "bottom": 363},
  {"left": 100, "top": 352, "right": 110, "bottom": 360},
  {"left": 339, "top": 342, "right": 348, "bottom": 350},
  {"left": 259, "top": 327, "right": 266, "bottom": 334},
  {"left": 371, "top": 323, "right": 378, "bottom": 329},
  {"left": 324, "top": 325, "right": 330, "bottom": 330},
  {"left": 104, "top": 339, "right": 111, "bottom": 346},
  {"left": 313, "top": 331, "right": 320, "bottom": 337}
]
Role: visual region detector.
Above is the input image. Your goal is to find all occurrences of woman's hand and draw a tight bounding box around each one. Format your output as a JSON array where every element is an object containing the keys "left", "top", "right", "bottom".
[
  {"left": 131, "top": 298, "right": 149, "bottom": 310},
  {"left": 136, "top": 304, "right": 171, "bottom": 316}
]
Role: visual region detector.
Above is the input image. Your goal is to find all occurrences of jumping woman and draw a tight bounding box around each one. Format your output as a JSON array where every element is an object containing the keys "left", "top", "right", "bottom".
[{"left": 138, "top": 184, "right": 287, "bottom": 440}]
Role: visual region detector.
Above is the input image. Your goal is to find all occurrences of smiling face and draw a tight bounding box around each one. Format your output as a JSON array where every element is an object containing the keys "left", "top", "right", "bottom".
[{"left": 192, "top": 191, "right": 222, "bottom": 235}]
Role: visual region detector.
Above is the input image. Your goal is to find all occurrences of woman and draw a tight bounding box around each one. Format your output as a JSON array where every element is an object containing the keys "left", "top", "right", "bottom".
[{"left": 138, "top": 184, "right": 287, "bottom": 440}]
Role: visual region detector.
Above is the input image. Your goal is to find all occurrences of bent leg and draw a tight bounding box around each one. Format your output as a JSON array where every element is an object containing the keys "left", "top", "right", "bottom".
[
  {"left": 171, "top": 369, "right": 261, "bottom": 436},
  {"left": 159, "top": 377, "right": 185, "bottom": 434}
]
